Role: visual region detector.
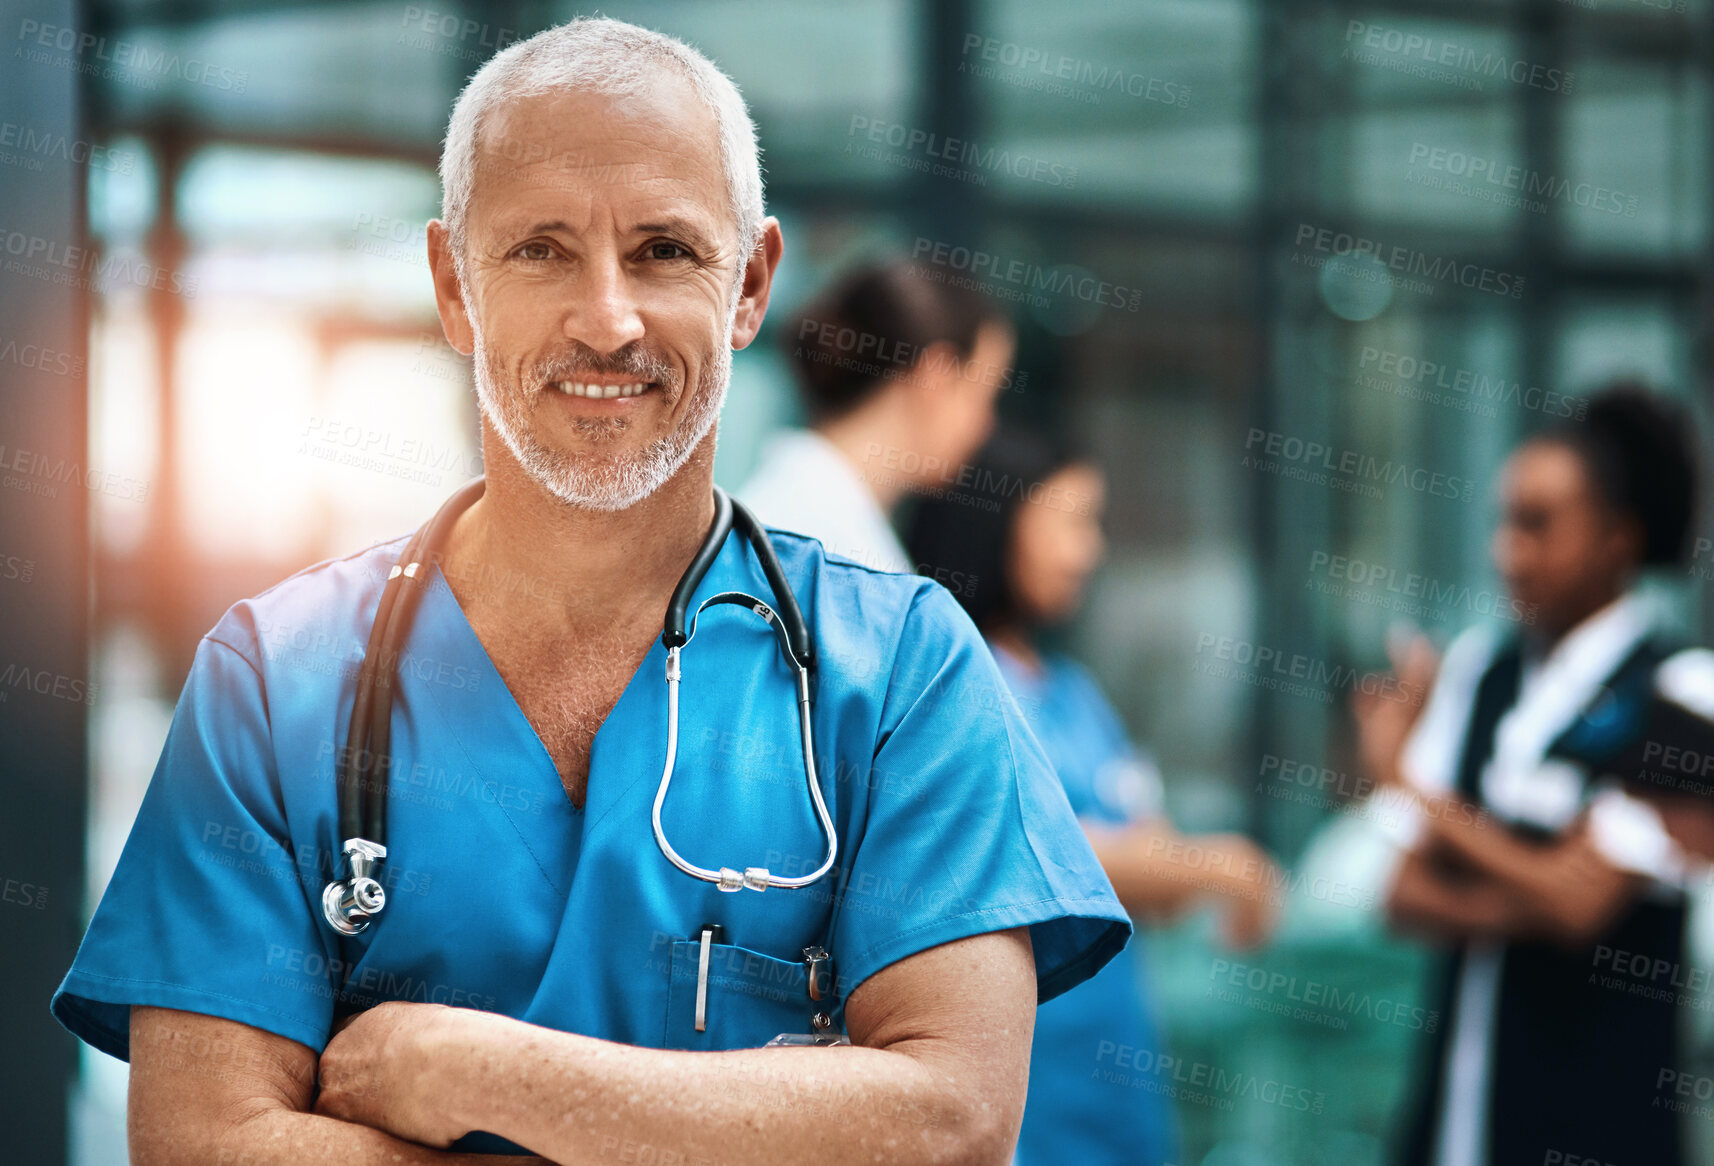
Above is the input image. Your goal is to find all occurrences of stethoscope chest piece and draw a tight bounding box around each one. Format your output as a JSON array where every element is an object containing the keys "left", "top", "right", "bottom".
[
  {"left": 322, "top": 837, "right": 388, "bottom": 935},
  {"left": 320, "top": 479, "right": 830, "bottom": 941}
]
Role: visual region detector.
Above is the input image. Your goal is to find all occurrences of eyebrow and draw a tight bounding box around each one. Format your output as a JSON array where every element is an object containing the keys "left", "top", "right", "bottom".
[{"left": 514, "top": 219, "right": 576, "bottom": 237}]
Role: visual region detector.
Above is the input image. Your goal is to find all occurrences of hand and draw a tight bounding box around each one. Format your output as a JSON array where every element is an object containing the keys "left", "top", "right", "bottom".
[
  {"left": 1650, "top": 795, "right": 1714, "bottom": 866},
  {"left": 1217, "top": 882, "right": 1276, "bottom": 949},
  {"left": 1522, "top": 821, "right": 1643, "bottom": 947},
  {"left": 1198, "top": 833, "right": 1281, "bottom": 949},
  {"left": 1089, "top": 821, "right": 1279, "bottom": 945},
  {"left": 314, "top": 1000, "right": 472, "bottom": 1148},
  {"left": 1350, "top": 630, "right": 1439, "bottom": 789}
]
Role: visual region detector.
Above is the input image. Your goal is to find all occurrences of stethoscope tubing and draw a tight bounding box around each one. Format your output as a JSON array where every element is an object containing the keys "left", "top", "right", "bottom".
[
  {"left": 650, "top": 592, "right": 838, "bottom": 891},
  {"left": 324, "top": 476, "right": 836, "bottom": 938}
]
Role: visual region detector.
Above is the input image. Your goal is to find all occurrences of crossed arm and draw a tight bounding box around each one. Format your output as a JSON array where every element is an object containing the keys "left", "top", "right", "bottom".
[
  {"left": 128, "top": 927, "right": 1036, "bottom": 1166},
  {"left": 1387, "top": 806, "right": 1634, "bottom": 946},
  {"left": 1385, "top": 793, "right": 1714, "bottom": 947}
]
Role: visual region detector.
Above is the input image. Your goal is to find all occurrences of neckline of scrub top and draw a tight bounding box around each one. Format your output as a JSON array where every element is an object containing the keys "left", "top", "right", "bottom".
[{"left": 405, "top": 518, "right": 766, "bottom": 844}]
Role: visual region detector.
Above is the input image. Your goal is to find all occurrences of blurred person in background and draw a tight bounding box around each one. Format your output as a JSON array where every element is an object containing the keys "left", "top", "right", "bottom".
[
  {"left": 1352, "top": 386, "right": 1714, "bottom": 1165},
  {"left": 905, "top": 430, "right": 1281, "bottom": 1166},
  {"left": 737, "top": 259, "right": 1015, "bottom": 570}
]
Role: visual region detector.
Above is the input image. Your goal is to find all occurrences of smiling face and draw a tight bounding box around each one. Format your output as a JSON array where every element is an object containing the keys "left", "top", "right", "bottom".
[
  {"left": 1492, "top": 439, "right": 1642, "bottom": 637},
  {"left": 428, "top": 73, "right": 777, "bottom": 510}
]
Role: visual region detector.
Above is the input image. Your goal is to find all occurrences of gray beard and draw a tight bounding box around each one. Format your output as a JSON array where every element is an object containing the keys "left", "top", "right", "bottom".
[{"left": 470, "top": 304, "right": 733, "bottom": 512}]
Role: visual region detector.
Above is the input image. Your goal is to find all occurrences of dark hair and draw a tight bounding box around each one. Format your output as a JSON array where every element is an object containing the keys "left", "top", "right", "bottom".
[
  {"left": 1542, "top": 382, "right": 1701, "bottom": 567},
  {"left": 783, "top": 260, "right": 1011, "bottom": 424},
  {"left": 901, "top": 429, "right": 1087, "bottom": 632}
]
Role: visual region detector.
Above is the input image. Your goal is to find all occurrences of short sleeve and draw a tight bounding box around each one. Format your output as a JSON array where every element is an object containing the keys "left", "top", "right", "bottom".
[
  {"left": 50, "top": 635, "right": 335, "bottom": 1060},
  {"left": 1580, "top": 648, "right": 1714, "bottom": 883},
  {"left": 1655, "top": 648, "right": 1714, "bottom": 727},
  {"left": 828, "top": 585, "right": 1131, "bottom": 1007},
  {"left": 1599, "top": 647, "right": 1714, "bottom": 809}
]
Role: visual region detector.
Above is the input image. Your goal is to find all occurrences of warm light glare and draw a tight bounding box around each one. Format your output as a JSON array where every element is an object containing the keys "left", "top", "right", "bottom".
[
  {"left": 89, "top": 296, "right": 160, "bottom": 558},
  {"left": 310, "top": 338, "right": 480, "bottom": 554},
  {"left": 178, "top": 312, "right": 320, "bottom": 559}
]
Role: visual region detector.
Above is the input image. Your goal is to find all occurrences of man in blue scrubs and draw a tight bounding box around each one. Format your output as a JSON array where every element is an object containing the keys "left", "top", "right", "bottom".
[{"left": 51, "top": 16, "right": 1129, "bottom": 1164}]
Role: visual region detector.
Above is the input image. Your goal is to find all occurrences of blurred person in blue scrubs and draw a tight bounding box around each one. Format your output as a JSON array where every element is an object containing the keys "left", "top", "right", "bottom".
[
  {"left": 904, "top": 431, "right": 1281, "bottom": 1166},
  {"left": 738, "top": 259, "right": 1016, "bottom": 571},
  {"left": 49, "top": 19, "right": 1130, "bottom": 1165}
]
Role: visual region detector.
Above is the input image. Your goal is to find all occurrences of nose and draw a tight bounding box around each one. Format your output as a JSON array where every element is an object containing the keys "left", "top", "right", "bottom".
[{"left": 564, "top": 250, "right": 645, "bottom": 355}]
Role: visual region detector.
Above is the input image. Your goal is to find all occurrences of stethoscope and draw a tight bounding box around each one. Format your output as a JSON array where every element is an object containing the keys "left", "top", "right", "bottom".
[{"left": 321, "top": 476, "right": 840, "bottom": 936}]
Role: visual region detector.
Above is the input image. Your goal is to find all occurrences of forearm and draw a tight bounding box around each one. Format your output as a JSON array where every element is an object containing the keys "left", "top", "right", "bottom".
[
  {"left": 1088, "top": 822, "right": 1266, "bottom": 920},
  {"left": 316, "top": 933, "right": 1034, "bottom": 1163},
  {"left": 1421, "top": 807, "right": 1555, "bottom": 899},
  {"left": 1417, "top": 810, "right": 1644, "bottom": 943},
  {"left": 194, "top": 1109, "right": 548, "bottom": 1166},
  {"left": 128, "top": 1006, "right": 548, "bottom": 1166},
  {"left": 1385, "top": 846, "right": 1520, "bottom": 941},
  {"left": 438, "top": 1014, "right": 1003, "bottom": 1166},
  {"left": 1086, "top": 820, "right": 1199, "bottom": 917}
]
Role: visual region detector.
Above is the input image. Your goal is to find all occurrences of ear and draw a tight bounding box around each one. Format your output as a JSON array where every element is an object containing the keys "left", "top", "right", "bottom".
[
  {"left": 729, "top": 217, "right": 784, "bottom": 350},
  {"left": 1611, "top": 512, "right": 1647, "bottom": 570},
  {"left": 427, "top": 220, "right": 475, "bottom": 357},
  {"left": 910, "top": 325, "right": 1015, "bottom": 401}
]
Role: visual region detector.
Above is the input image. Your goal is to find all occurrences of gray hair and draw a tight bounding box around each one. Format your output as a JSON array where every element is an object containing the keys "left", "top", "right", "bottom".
[{"left": 439, "top": 17, "right": 765, "bottom": 279}]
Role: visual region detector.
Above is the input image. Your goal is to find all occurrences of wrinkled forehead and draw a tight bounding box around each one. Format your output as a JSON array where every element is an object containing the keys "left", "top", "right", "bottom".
[{"left": 468, "top": 75, "right": 733, "bottom": 242}]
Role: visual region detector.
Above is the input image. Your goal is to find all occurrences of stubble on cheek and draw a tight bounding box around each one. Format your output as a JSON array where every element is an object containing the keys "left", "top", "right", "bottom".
[{"left": 463, "top": 279, "right": 734, "bottom": 509}]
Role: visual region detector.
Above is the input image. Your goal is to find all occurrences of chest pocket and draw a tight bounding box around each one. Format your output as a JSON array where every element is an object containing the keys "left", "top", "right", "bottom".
[{"left": 662, "top": 939, "right": 814, "bottom": 1050}]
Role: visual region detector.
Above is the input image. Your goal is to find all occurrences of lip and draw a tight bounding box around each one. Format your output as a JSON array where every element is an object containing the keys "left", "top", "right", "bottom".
[{"left": 544, "top": 381, "right": 662, "bottom": 413}]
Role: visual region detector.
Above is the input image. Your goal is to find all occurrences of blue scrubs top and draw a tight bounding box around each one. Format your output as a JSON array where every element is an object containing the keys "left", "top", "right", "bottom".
[
  {"left": 991, "top": 643, "right": 1178, "bottom": 1166},
  {"left": 51, "top": 522, "right": 1129, "bottom": 1154}
]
